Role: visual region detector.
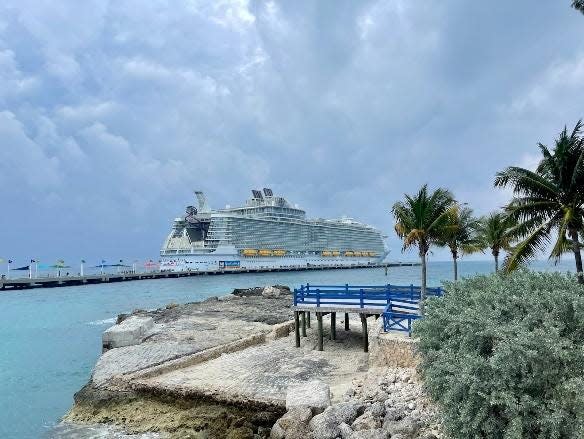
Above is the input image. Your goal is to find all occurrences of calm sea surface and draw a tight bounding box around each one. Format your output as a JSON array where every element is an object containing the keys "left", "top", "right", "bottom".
[{"left": 0, "top": 259, "right": 577, "bottom": 439}]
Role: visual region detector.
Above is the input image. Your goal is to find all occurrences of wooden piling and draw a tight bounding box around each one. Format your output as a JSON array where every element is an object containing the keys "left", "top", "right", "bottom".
[
  {"left": 294, "top": 311, "right": 300, "bottom": 348},
  {"left": 360, "top": 314, "right": 368, "bottom": 352},
  {"left": 344, "top": 312, "right": 350, "bottom": 331},
  {"left": 330, "top": 312, "right": 336, "bottom": 340},
  {"left": 317, "top": 312, "right": 323, "bottom": 351},
  {"left": 306, "top": 311, "right": 311, "bottom": 328},
  {"left": 301, "top": 311, "right": 307, "bottom": 337}
]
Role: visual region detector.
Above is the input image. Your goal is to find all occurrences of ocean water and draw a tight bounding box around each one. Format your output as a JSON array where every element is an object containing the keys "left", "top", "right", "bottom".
[{"left": 0, "top": 259, "right": 577, "bottom": 439}]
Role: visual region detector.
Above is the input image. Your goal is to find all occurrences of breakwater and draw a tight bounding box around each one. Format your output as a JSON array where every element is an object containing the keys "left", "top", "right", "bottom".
[{"left": 0, "top": 262, "right": 418, "bottom": 291}]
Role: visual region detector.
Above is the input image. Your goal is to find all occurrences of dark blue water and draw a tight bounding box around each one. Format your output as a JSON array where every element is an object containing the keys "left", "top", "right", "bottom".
[{"left": 0, "top": 260, "right": 576, "bottom": 439}]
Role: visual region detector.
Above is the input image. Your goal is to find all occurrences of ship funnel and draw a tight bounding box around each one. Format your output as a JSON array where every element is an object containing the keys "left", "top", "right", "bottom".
[{"left": 194, "top": 191, "right": 211, "bottom": 213}]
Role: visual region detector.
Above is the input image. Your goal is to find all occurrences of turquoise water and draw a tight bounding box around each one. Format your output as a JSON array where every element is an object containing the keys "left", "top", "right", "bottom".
[{"left": 0, "top": 260, "right": 577, "bottom": 439}]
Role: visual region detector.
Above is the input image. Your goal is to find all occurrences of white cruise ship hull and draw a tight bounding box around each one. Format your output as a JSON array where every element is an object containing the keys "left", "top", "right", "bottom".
[{"left": 161, "top": 246, "right": 384, "bottom": 272}]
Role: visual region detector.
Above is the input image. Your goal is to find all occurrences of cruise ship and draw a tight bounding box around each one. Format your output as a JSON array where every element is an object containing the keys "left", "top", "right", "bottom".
[{"left": 160, "top": 189, "right": 387, "bottom": 272}]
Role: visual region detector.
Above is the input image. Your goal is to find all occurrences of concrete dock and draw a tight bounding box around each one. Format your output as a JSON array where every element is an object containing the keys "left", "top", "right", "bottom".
[{"left": 0, "top": 262, "right": 418, "bottom": 291}]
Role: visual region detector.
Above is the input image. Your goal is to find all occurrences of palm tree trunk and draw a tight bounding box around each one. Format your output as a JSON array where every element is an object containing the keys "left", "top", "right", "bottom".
[
  {"left": 493, "top": 248, "right": 499, "bottom": 272},
  {"left": 420, "top": 251, "right": 427, "bottom": 315},
  {"left": 452, "top": 249, "right": 458, "bottom": 281},
  {"left": 569, "top": 228, "right": 584, "bottom": 284}
]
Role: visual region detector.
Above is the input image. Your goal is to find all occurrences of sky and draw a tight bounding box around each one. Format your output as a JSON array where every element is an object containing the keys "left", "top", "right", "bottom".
[{"left": 0, "top": 1, "right": 583, "bottom": 265}]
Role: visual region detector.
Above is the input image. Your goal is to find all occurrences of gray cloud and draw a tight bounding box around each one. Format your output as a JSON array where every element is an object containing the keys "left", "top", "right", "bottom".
[{"left": 0, "top": 0, "right": 582, "bottom": 263}]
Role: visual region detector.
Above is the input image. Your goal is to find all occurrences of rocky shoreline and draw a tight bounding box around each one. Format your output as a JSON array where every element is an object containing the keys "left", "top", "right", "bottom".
[{"left": 63, "top": 285, "right": 443, "bottom": 438}]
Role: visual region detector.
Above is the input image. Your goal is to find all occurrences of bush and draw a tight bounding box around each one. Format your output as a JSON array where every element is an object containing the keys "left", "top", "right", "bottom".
[{"left": 415, "top": 271, "right": 584, "bottom": 439}]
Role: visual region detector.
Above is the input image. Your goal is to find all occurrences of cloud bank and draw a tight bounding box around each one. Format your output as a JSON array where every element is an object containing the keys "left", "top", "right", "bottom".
[{"left": 0, "top": 0, "right": 583, "bottom": 263}]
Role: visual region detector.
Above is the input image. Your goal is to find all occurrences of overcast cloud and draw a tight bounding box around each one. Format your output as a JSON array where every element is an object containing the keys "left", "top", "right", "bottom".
[{"left": 0, "top": 1, "right": 583, "bottom": 263}]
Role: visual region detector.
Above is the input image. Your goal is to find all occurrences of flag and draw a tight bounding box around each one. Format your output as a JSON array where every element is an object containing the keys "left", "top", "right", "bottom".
[
  {"left": 81, "top": 259, "right": 86, "bottom": 263},
  {"left": 31, "top": 259, "right": 36, "bottom": 263},
  {"left": 8, "top": 260, "right": 12, "bottom": 264}
]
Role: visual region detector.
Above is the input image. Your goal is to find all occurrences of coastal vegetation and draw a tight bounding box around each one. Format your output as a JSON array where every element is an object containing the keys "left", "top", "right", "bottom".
[
  {"left": 393, "top": 121, "right": 584, "bottom": 284},
  {"left": 494, "top": 121, "right": 584, "bottom": 284},
  {"left": 416, "top": 271, "right": 584, "bottom": 439},
  {"left": 437, "top": 205, "right": 482, "bottom": 281},
  {"left": 391, "top": 185, "right": 456, "bottom": 312},
  {"left": 475, "top": 212, "right": 517, "bottom": 272}
]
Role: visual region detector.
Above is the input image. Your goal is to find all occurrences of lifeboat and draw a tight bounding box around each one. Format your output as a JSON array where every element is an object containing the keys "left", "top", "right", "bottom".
[
  {"left": 259, "top": 249, "right": 273, "bottom": 256},
  {"left": 354, "top": 251, "right": 362, "bottom": 257},
  {"left": 332, "top": 251, "right": 340, "bottom": 257},
  {"left": 242, "top": 249, "right": 258, "bottom": 256},
  {"left": 273, "top": 249, "right": 286, "bottom": 256},
  {"left": 344, "top": 251, "right": 355, "bottom": 257},
  {"left": 322, "top": 251, "right": 332, "bottom": 257},
  {"left": 368, "top": 251, "right": 377, "bottom": 257}
]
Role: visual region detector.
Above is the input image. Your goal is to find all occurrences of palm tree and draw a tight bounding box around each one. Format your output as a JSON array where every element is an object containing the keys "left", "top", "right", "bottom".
[
  {"left": 438, "top": 205, "right": 483, "bottom": 281},
  {"left": 392, "top": 185, "right": 455, "bottom": 312},
  {"left": 573, "top": 0, "right": 584, "bottom": 15},
  {"left": 476, "top": 211, "right": 517, "bottom": 272},
  {"left": 494, "top": 121, "right": 584, "bottom": 284}
]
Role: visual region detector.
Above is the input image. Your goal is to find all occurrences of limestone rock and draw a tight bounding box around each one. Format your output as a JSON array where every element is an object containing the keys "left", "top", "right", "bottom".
[
  {"left": 262, "top": 285, "right": 283, "bottom": 298},
  {"left": 309, "top": 402, "right": 362, "bottom": 439},
  {"left": 102, "top": 316, "right": 154, "bottom": 349},
  {"left": 286, "top": 381, "right": 330, "bottom": 414},
  {"left": 383, "top": 418, "right": 420, "bottom": 438},
  {"left": 352, "top": 411, "right": 382, "bottom": 431},
  {"left": 350, "top": 429, "right": 386, "bottom": 439},
  {"left": 338, "top": 422, "right": 353, "bottom": 439}
]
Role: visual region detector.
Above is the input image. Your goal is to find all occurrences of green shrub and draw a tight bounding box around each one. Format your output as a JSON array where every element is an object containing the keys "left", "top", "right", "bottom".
[{"left": 415, "top": 271, "right": 584, "bottom": 439}]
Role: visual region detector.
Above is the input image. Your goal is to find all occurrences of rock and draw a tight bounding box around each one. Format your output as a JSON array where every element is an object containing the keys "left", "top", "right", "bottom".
[
  {"left": 383, "top": 407, "right": 405, "bottom": 422},
  {"left": 383, "top": 418, "right": 420, "bottom": 438},
  {"left": 262, "top": 286, "right": 283, "bottom": 298},
  {"left": 350, "top": 429, "right": 386, "bottom": 439},
  {"left": 278, "top": 407, "right": 313, "bottom": 430},
  {"left": 270, "top": 422, "right": 286, "bottom": 439},
  {"left": 338, "top": 422, "right": 353, "bottom": 439},
  {"left": 407, "top": 402, "right": 416, "bottom": 411},
  {"left": 102, "top": 316, "right": 154, "bottom": 349},
  {"left": 375, "top": 391, "right": 389, "bottom": 402},
  {"left": 368, "top": 402, "right": 385, "bottom": 418},
  {"left": 352, "top": 411, "right": 382, "bottom": 431},
  {"left": 309, "top": 402, "right": 362, "bottom": 439},
  {"left": 286, "top": 381, "right": 330, "bottom": 414}
]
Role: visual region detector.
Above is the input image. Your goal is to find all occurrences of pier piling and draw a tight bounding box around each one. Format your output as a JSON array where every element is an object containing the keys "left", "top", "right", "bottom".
[
  {"left": 360, "top": 314, "right": 369, "bottom": 352},
  {"left": 344, "top": 312, "right": 350, "bottom": 331},
  {"left": 330, "top": 312, "right": 337, "bottom": 340},
  {"left": 306, "top": 312, "right": 311, "bottom": 328},
  {"left": 301, "top": 311, "right": 306, "bottom": 337},
  {"left": 317, "top": 312, "right": 323, "bottom": 351},
  {"left": 294, "top": 312, "right": 300, "bottom": 348}
]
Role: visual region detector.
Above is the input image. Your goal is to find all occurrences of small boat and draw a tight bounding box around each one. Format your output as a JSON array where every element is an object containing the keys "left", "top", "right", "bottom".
[
  {"left": 258, "top": 249, "right": 273, "bottom": 256},
  {"left": 242, "top": 249, "right": 258, "bottom": 256},
  {"left": 273, "top": 249, "right": 286, "bottom": 256}
]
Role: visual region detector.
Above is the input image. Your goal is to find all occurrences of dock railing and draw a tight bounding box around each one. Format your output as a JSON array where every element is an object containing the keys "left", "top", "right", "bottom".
[{"left": 293, "top": 283, "right": 443, "bottom": 336}]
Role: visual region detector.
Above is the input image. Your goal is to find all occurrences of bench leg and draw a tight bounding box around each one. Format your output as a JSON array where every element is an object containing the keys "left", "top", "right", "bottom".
[
  {"left": 345, "top": 312, "right": 350, "bottom": 331},
  {"left": 317, "top": 312, "right": 324, "bottom": 351},
  {"left": 360, "top": 314, "right": 368, "bottom": 352},
  {"left": 301, "top": 311, "right": 307, "bottom": 337},
  {"left": 294, "top": 311, "right": 300, "bottom": 347}
]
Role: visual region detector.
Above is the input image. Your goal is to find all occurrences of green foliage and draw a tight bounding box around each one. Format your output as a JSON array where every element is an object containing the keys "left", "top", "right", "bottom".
[
  {"left": 392, "top": 184, "right": 456, "bottom": 255},
  {"left": 494, "top": 121, "right": 584, "bottom": 281},
  {"left": 573, "top": 0, "right": 584, "bottom": 14},
  {"left": 415, "top": 271, "right": 584, "bottom": 439}
]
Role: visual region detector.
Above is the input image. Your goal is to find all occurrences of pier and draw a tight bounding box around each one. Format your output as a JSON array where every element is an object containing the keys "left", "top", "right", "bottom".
[{"left": 0, "top": 262, "right": 419, "bottom": 291}]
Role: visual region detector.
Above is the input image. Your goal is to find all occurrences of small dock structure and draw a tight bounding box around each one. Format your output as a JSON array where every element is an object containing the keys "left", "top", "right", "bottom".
[{"left": 292, "top": 283, "right": 443, "bottom": 351}]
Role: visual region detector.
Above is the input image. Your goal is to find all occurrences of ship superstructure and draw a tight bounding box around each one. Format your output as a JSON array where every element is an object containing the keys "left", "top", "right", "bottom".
[{"left": 160, "top": 189, "right": 387, "bottom": 271}]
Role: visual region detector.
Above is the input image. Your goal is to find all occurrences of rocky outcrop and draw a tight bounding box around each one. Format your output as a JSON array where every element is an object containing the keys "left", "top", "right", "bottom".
[
  {"left": 271, "top": 367, "right": 442, "bottom": 439},
  {"left": 102, "top": 316, "right": 154, "bottom": 350},
  {"left": 285, "top": 380, "right": 331, "bottom": 414},
  {"left": 232, "top": 285, "right": 291, "bottom": 298}
]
